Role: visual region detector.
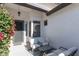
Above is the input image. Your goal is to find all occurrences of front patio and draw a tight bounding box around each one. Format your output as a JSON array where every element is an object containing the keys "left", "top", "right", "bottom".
[
  {"left": 9, "top": 44, "right": 33, "bottom": 56},
  {"left": 0, "top": 3, "right": 79, "bottom": 56}
]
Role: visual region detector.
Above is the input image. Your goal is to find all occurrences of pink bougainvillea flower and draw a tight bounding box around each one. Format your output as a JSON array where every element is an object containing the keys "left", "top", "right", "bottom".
[
  {"left": 0, "top": 32, "right": 4, "bottom": 41},
  {"left": 11, "top": 31, "right": 15, "bottom": 36},
  {"left": 10, "top": 31, "right": 15, "bottom": 36},
  {"left": 9, "top": 30, "right": 15, "bottom": 36}
]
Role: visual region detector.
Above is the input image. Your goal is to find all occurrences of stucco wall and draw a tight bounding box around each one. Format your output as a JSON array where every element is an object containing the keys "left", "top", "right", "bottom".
[{"left": 46, "top": 4, "right": 79, "bottom": 55}]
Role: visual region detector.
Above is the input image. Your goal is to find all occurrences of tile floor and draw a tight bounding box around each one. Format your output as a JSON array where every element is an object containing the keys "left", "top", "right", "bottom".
[{"left": 9, "top": 45, "right": 33, "bottom": 56}]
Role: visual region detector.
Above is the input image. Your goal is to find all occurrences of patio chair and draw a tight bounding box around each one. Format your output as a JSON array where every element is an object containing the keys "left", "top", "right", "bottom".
[
  {"left": 59, "top": 47, "right": 78, "bottom": 56},
  {"left": 26, "top": 38, "right": 55, "bottom": 56},
  {"left": 46, "top": 47, "right": 78, "bottom": 56},
  {"left": 29, "top": 39, "right": 41, "bottom": 50},
  {"left": 29, "top": 38, "right": 49, "bottom": 50}
]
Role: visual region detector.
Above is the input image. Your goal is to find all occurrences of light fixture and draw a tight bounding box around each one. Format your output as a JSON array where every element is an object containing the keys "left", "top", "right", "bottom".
[
  {"left": 18, "top": 11, "right": 21, "bottom": 16},
  {"left": 17, "top": 6, "right": 21, "bottom": 16}
]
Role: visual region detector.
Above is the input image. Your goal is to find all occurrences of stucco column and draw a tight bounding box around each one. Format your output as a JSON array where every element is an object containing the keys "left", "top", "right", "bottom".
[{"left": 22, "top": 21, "right": 27, "bottom": 45}]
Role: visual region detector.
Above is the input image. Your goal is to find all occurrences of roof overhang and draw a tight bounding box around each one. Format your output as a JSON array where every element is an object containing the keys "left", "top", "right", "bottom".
[{"left": 47, "top": 3, "right": 71, "bottom": 16}]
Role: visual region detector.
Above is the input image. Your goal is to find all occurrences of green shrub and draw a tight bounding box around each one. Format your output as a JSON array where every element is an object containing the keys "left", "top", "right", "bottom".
[{"left": 0, "top": 8, "right": 15, "bottom": 56}]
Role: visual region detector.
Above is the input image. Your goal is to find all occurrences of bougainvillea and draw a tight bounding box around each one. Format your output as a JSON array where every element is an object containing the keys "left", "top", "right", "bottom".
[
  {"left": 0, "top": 8, "right": 15, "bottom": 56},
  {"left": 0, "top": 32, "right": 4, "bottom": 41}
]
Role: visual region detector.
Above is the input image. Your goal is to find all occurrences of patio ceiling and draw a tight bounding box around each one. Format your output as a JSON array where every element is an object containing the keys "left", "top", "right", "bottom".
[{"left": 15, "top": 3, "right": 71, "bottom": 16}]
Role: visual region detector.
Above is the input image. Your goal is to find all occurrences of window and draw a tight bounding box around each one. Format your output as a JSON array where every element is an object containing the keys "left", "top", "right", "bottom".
[{"left": 15, "top": 20, "right": 24, "bottom": 31}]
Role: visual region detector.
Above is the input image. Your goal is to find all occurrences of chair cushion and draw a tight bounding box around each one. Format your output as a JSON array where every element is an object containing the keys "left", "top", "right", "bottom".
[
  {"left": 42, "top": 42, "right": 48, "bottom": 46},
  {"left": 47, "top": 49, "right": 65, "bottom": 56}
]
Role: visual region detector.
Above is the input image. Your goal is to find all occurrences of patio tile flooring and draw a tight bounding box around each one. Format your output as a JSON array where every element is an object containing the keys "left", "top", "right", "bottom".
[{"left": 9, "top": 45, "right": 33, "bottom": 56}]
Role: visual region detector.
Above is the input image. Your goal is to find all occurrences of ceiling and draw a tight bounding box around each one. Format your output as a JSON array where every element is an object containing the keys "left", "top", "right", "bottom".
[{"left": 27, "top": 3, "right": 60, "bottom": 11}]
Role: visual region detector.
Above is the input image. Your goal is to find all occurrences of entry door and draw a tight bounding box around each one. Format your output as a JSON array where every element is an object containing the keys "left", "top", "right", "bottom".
[{"left": 13, "top": 20, "right": 24, "bottom": 46}]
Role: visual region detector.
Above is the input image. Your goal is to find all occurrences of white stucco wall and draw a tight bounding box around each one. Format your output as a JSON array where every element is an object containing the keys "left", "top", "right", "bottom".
[{"left": 46, "top": 4, "right": 79, "bottom": 55}]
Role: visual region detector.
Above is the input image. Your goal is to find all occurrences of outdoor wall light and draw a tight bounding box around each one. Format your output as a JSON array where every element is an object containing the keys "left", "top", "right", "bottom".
[{"left": 18, "top": 11, "right": 21, "bottom": 16}]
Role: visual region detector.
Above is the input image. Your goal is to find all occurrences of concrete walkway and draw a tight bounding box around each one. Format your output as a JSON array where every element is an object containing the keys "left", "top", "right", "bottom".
[{"left": 9, "top": 45, "right": 33, "bottom": 56}]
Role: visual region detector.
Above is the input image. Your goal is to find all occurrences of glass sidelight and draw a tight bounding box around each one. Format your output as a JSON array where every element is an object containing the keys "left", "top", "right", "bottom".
[
  {"left": 25, "top": 22, "right": 28, "bottom": 36},
  {"left": 29, "top": 21, "right": 31, "bottom": 37}
]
